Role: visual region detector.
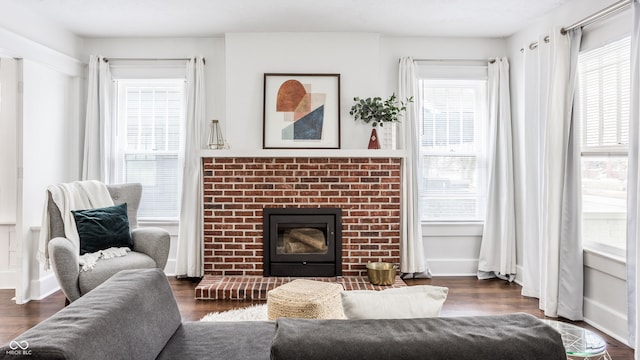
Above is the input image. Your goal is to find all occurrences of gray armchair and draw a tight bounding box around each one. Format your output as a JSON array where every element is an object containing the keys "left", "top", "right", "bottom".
[{"left": 47, "top": 183, "right": 170, "bottom": 303}]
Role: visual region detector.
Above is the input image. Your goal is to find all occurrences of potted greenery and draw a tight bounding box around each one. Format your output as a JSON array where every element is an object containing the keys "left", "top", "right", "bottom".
[{"left": 349, "top": 94, "right": 413, "bottom": 149}]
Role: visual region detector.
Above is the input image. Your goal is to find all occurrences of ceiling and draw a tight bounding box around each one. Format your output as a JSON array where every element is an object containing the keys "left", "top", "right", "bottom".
[{"left": 11, "top": 0, "right": 572, "bottom": 38}]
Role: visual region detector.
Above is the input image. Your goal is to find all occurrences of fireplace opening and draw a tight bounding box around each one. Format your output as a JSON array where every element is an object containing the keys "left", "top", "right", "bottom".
[{"left": 263, "top": 208, "right": 342, "bottom": 277}]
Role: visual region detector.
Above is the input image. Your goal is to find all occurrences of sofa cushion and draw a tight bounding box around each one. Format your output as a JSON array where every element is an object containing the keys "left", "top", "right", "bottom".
[
  {"left": 1, "top": 269, "right": 181, "bottom": 360},
  {"left": 72, "top": 203, "right": 133, "bottom": 255},
  {"left": 270, "top": 313, "right": 567, "bottom": 360},
  {"left": 341, "top": 285, "right": 448, "bottom": 319},
  {"left": 158, "top": 321, "right": 276, "bottom": 360}
]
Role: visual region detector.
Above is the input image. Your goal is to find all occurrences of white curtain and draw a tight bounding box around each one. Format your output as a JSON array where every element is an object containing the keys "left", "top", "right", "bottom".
[
  {"left": 477, "top": 57, "right": 516, "bottom": 282},
  {"left": 521, "top": 34, "right": 550, "bottom": 300},
  {"left": 176, "top": 57, "right": 205, "bottom": 277},
  {"left": 555, "top": 27, "right": 583, "bottom": 321},
  {"left": 521, "top": 28, "right": 584, "bottom": 320},
  {"left": 627, "top": 0, "right": 640, "bottom": 353},
  {"left": 398, "top": 56, "right": 431, "bottom": 278},
  {"left": 82, "top": 56, "right": 115, "bottom": 182}
]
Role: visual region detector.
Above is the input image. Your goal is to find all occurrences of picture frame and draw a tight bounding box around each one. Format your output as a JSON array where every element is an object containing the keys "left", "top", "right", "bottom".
[{"left": 263, "top": 73, "right": 341, "bottom": 149}]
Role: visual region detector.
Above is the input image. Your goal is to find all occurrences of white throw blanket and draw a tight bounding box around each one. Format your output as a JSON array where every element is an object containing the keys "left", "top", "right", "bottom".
[
  {"left": 78, "top": 247, "right": 131, "bottom": 271},
  {"left": 37, "top": 180, "right": 128, "bottom": 271}
]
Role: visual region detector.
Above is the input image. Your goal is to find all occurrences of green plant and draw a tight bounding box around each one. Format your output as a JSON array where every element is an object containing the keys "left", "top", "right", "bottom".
[{"left": 349, "top": 93, "right": 413, "bottom": 127}]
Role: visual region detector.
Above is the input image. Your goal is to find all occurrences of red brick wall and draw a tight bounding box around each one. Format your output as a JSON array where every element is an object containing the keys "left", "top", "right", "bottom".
[{"left": 202, "top": 157, "right": 402, "bottom": 277}]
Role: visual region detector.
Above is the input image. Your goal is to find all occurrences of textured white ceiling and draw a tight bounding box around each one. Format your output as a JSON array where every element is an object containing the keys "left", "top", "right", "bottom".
[{"left": 9, "top": 0, "right": 572, "bottom": 38}]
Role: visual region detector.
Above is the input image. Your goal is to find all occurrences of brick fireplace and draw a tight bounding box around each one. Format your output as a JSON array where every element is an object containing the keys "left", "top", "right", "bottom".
[{"left": 198, "top": 156, "right": 403, "bottom": 299}]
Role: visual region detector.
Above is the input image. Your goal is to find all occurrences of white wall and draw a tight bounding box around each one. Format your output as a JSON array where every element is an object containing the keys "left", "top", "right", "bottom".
[
  {"left": 0, "top": 1, "right": 79, "bottom": 59},
  {"left": 225, "top": 32, "right": 382, "bottom": 150},
  {"left": 507, "top": 0, "right": 632, "bottom": 344},
  {"left": 423, "top": 223, "right": 484, "bottom": 275},
  {"left": 222, "top": 33, "right": 509, "bottom": 153},
  {"left": 380, "top": 36, "right": 508, "bottom": 96},
  {"left": 0, "top": 58, "right": 18, "bottom": 223},
  {"left": 81, "top": 36, "right": 226, "bottom": 147},
  {"left": 15, "top": 59, "right": 80, "bottom": 302},
  {"left": 0, "top": 57, "right": 19, "bottom": 289},
  {"left": 0, "top": 0, "right": 83, "bottom": 300}
]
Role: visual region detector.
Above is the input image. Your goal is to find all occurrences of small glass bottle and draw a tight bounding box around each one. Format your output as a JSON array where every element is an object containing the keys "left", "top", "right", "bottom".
[{"left": 207, "top": 119, "right": 225, "bottom": 149}]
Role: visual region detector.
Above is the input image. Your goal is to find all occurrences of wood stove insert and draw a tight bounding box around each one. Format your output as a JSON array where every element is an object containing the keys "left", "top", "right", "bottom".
[{"left": 262, "top": 208, "right": 342, "bottom": 277}]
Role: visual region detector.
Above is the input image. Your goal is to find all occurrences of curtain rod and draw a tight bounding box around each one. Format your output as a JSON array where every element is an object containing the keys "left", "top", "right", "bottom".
[
  {"left": 104, "top": 57, "right": 205, "bottom": 64},
  {"left": 522, "top": 0, "right": 631, "bottom": 52},
  {"left": 561, "top": 0, "right": 631, "bottom": 34},
  {"left": 413, "top": 58, "right": 496, "bottom": 64}
]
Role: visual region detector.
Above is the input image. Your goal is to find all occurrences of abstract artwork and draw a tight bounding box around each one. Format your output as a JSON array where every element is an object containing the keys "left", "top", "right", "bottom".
[{"left": 263, "top": 73, "right": 340, "bottom": 149}]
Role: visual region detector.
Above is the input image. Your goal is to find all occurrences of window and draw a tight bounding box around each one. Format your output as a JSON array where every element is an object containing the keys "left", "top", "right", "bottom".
[
  {"left": 418, "top": 78, "right": 488, "bottom": 221},
  {"left": 114, "top": 79, "right": 185, "bottom": 220},
  {"left": 577, "top": 36, "right": 630, "bottom": 255}
]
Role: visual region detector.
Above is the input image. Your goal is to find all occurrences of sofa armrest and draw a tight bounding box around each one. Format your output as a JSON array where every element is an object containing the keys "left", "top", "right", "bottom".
[
  {"left": 131, "top": 227, "right": 170, "bottom": 270},
  {"left": 48, "top": 237, "right": 82, "bottom": 302},
  {"left": 1, "top": 269, "right": 182, "bottom": 360}
]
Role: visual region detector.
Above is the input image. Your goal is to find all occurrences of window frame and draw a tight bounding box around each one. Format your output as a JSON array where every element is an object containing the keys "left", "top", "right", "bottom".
[
  {"left": 113, "top": 78, "right": 186, "bottom": 221},
  {"left": 416, "top": 73, "right": 489, "bottom": 223},
  {"left": 577, "top": 35, "right": 630, "bottom": 255}
]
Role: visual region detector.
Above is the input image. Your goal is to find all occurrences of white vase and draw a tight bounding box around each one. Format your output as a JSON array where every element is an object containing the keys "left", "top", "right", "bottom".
[{"left": 379, "top": 122, "right": 397, "bottom": 150}]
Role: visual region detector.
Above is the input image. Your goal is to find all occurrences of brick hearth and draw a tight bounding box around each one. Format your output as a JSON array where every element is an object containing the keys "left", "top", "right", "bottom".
[
  {"left": 195, "top": 275, "right": 407, "bottom": 300},
  {"left": 197, "top": 156, "right": 403, "bottom": 300}
]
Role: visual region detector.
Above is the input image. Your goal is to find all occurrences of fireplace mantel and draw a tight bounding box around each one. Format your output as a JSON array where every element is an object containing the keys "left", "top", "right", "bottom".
[{"left": 199, "top": 149, "right": 406, "bottom": 159}]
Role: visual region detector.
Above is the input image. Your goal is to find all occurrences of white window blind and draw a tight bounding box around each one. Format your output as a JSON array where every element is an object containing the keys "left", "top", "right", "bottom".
[
  {"left": 116, "top": 79, "right": 185, "bottom": 220},
  {"left": 578, "top": 36, "right": 630, "bottom": 255},
  {"left": 419, "top": 79, "right": 488, "bottom": 221},
  {"left": 579, "top": 37, "right": 630, "bottom": 153}
]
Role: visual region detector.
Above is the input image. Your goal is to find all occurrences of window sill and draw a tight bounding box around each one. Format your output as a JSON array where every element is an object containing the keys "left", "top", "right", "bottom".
[
  {"left": 422, "top": 221, "right": 483, "bottom": 226},
  {"left": 139, "top": 219, "right": 179, "bottom": 227},
  {"left": 583, "top": 242, "right": 625, "bottom": 261},
  {"left": 583, "top": 247, "right": 626, "bottom": 281}
]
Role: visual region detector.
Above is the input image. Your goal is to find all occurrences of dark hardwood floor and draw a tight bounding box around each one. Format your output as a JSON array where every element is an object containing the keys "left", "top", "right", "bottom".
[{"left": 0, "top": 276, "right": 634, "bottom": 359}]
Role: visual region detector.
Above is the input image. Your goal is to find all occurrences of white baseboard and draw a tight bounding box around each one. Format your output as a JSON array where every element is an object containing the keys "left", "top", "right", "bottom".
[
  {"left": 583, "top": 297, "right": 630, "bottom": 347},
  {"left": 29, "top": 273, "right": 60, "bottom": 301},
  {"left": 0, "top": 270, "right": 17, "bottom": 289},
  {"left": 427, "top": 258, "right": 478, "bottom": 276}
]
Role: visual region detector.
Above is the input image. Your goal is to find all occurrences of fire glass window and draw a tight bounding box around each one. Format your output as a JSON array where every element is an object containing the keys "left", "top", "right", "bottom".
[{"left": 276, "top": 224, "right": 329, "bottom": 255}]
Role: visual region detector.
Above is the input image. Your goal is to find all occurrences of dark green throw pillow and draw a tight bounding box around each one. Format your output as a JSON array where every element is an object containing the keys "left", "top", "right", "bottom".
[{"left": 72, "top": 203, "right": 132, "bottom": 255}]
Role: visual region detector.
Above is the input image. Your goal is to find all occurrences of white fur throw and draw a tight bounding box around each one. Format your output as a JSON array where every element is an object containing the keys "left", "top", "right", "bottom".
[
  {"left": 201, "top": 304, "right": 268, "bottom": 322},
  {"left": 79, "top": 247, "right": 131, "bottom": 271}
]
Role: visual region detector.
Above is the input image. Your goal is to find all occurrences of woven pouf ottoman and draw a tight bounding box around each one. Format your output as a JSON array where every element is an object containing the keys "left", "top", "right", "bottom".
[{"left": 267, "top": 279, "right": 345, "bottom": 320}]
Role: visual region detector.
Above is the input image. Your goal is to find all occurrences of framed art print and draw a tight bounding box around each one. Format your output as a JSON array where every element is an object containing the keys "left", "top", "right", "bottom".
[{"left": 263, "top": 73, "right": 341, "bottom": 149}]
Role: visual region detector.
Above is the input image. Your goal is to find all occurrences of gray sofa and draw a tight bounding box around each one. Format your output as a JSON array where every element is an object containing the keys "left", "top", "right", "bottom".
[{"left": 1, "top": 269, "right": 567, "bottom": 360}]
